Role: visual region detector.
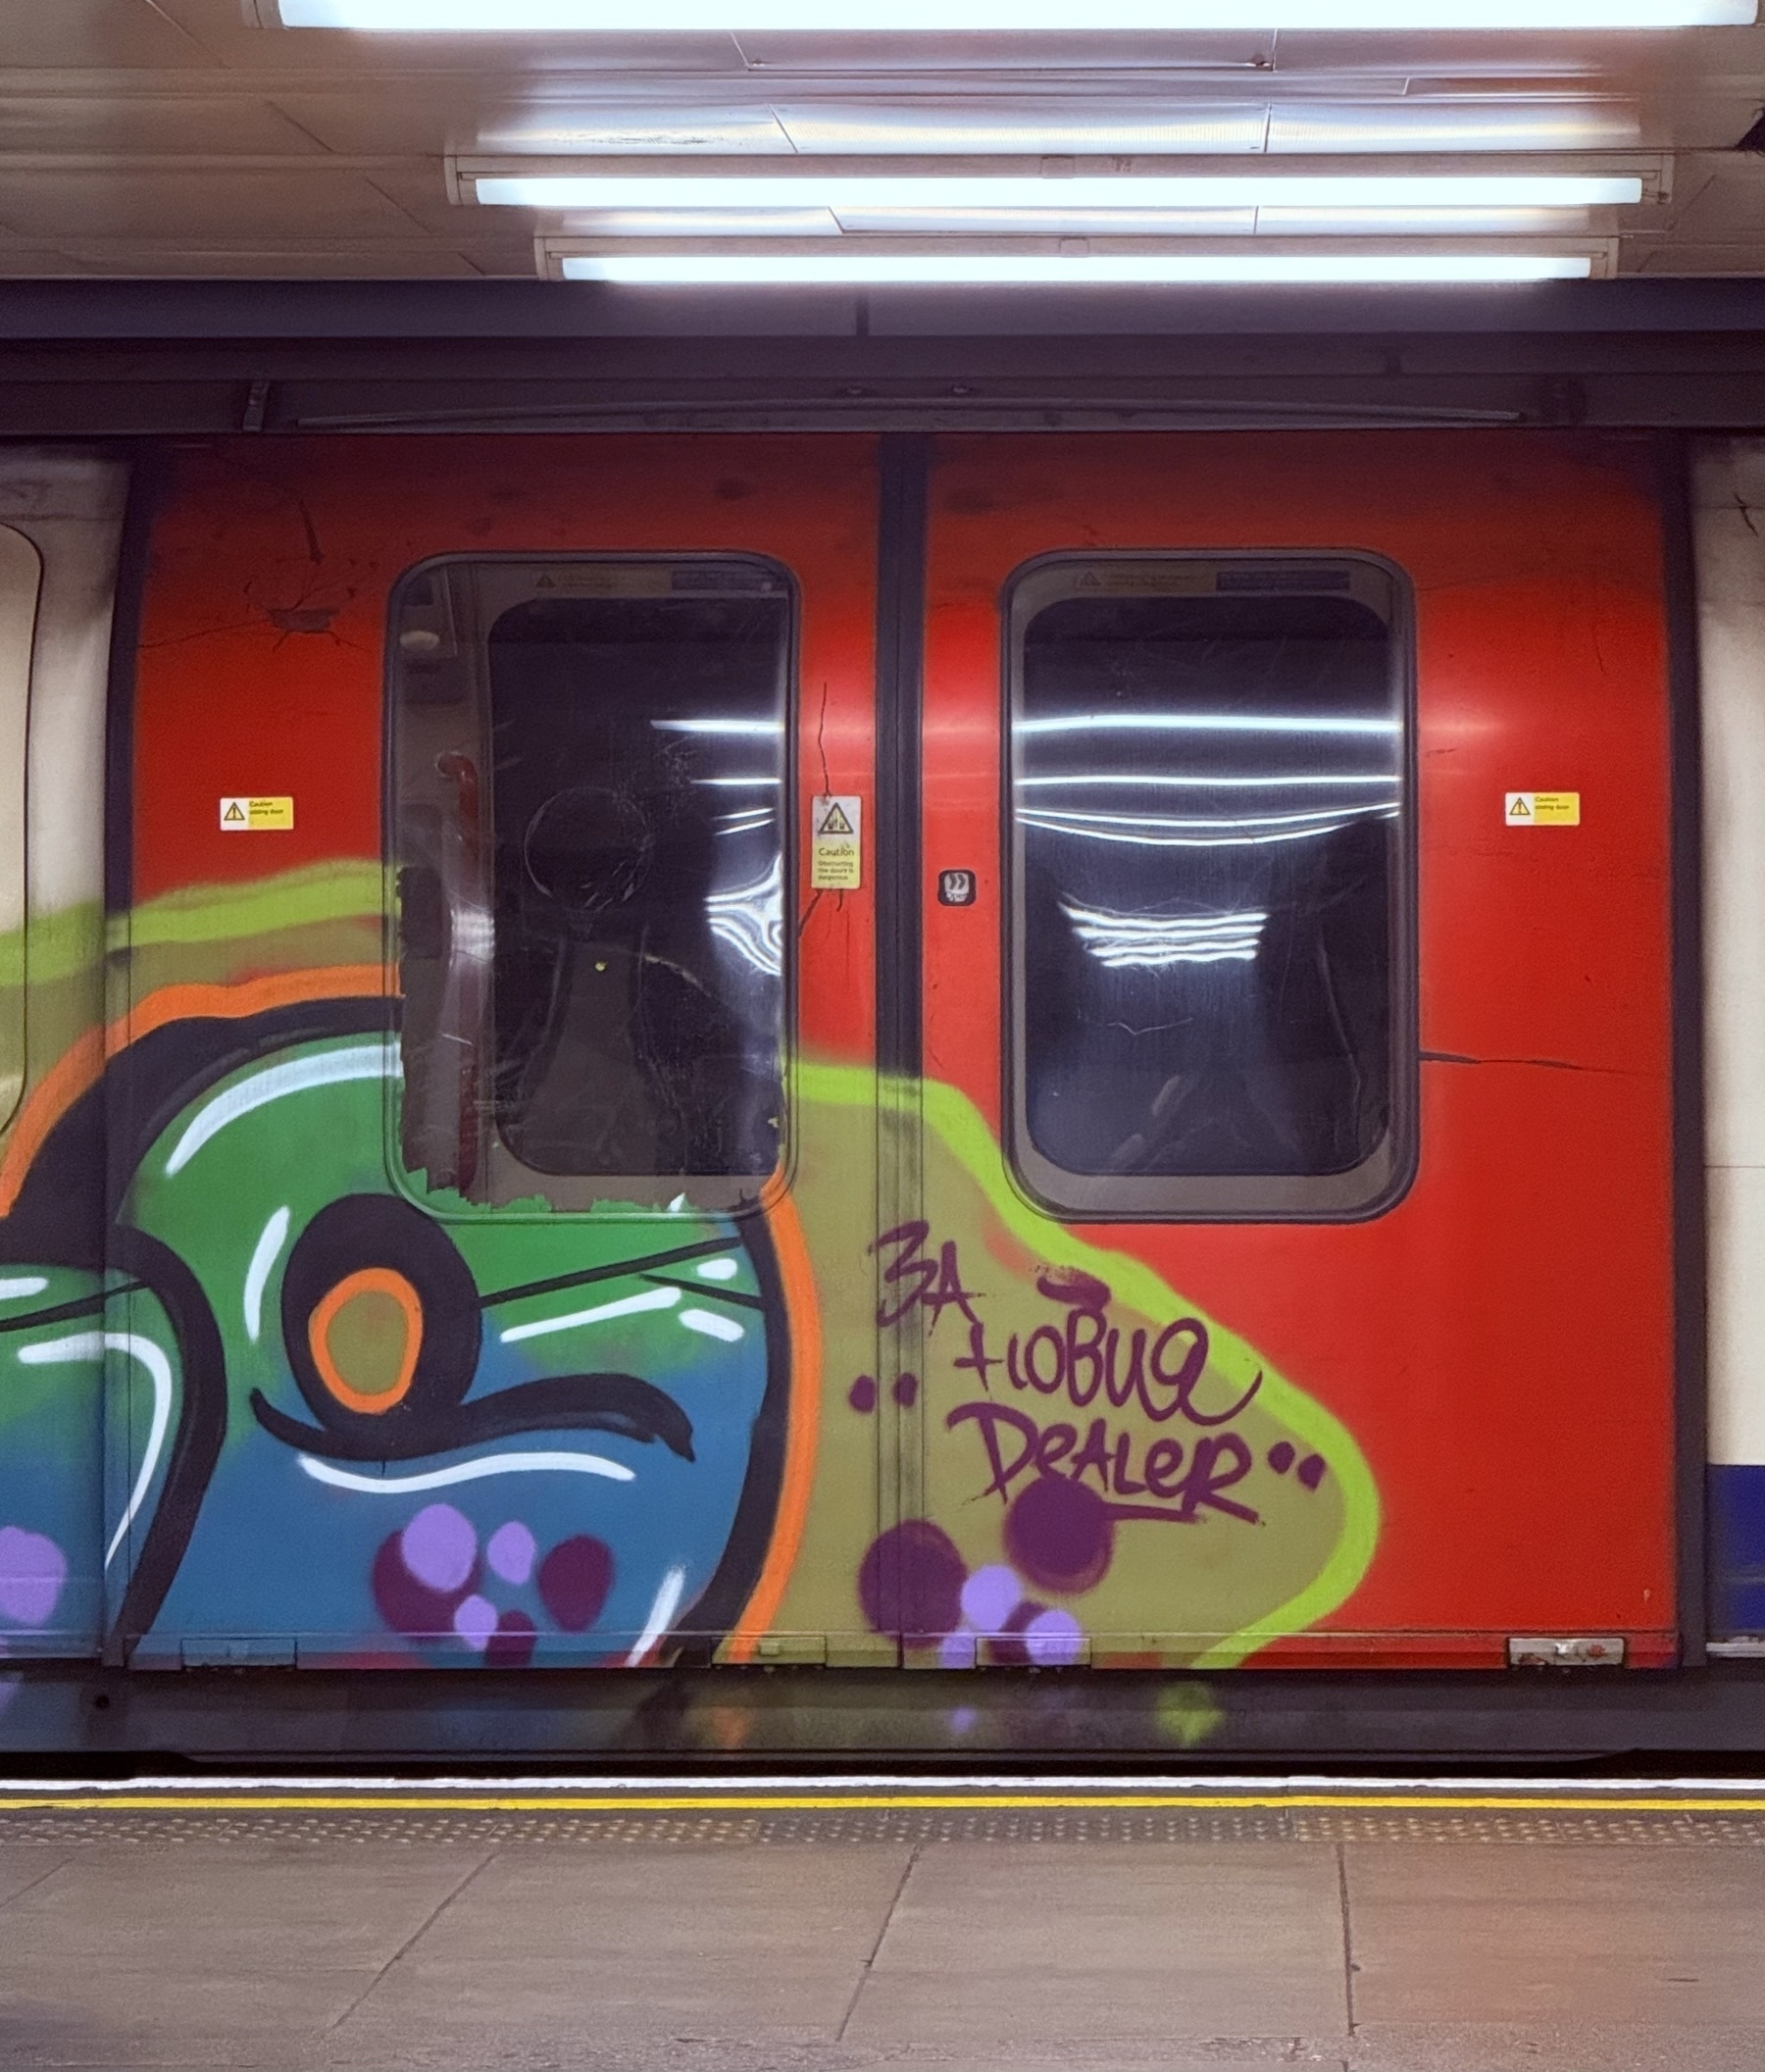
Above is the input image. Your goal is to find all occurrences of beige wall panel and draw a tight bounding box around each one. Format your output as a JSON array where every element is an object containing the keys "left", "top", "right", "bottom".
[
  {"left": 1, "top": 0, "right": 218, "bottom": 70},
  {"left": 0, "top": 94, "right": 331, "bottom": 155},
  {"left": 0, "top": 168, "right": 422, "bottom": 240}
]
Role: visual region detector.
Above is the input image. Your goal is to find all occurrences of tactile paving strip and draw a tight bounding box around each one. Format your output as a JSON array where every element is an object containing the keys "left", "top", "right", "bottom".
[{"left": 0, "top": 1803, "right": 1759, "bottom": 1846}]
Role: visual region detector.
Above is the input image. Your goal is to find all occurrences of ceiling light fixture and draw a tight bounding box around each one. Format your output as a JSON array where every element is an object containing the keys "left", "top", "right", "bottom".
[
  {"left": 275, "top": 1, "right": 1757, "bottom": 28},
  {"left": 559, "top": 251, "right": 1596, "bottom": 282},
  {"left": 479, "top": 173, "right": 1643, "bottom": 208}
]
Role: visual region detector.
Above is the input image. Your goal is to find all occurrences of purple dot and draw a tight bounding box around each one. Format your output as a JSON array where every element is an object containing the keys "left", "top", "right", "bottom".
[
  {"left": 486, "top": 1610, "right": 536, "bottom": 1669},
  {"left": 892, "top": 1372, "right": 920, "bottom": 1408},
  {"left": 537, "top": 1536, "right": 615, "bottom": 1633},
  {"left": 951, "top": 1705, "right": 979, "bottom": 1734},
  {"left": 857, "top": 1521, "right": 966, "bottom": 1647},
  {"left": 1267, "top": 1441, "right": 1296, "bottom": 1475},
  {"left": 1296, "top": 1454, "right": 1327, "bottom": 1491},
  {"left": 453, "top": 1593, "right": 499, "bottom": 1650},
  {"left": 1025, "top": 1608, "right": 1085, "bottom": 1668},
  {"left": 959, "top": 1563, "right": 1022, "bottom": 1635},
  {"left": 938, "top": 1630, "right": 978, "bottom": 1668},
  {"left": 0, "top": 1527, "right": 67, "bottom": 1628},
  {"left": 1004, "top": 1475, "right": 1114, "bottom": 1595},
  {"left": 400, "top": 1503, "right": 477, "bottom": 1593},
  {"left": 847, "top": 1375, "right": 878, "bottom": 1414},
  {"left": 986, "top": 1597, "right": 1047, "bottom": 1668},
  {"left": 372, "top": 1534, "right": 463, "bottom": 1639},
  {"left": 486, "top": 1520, "right": 536, "bottom": 1587}
]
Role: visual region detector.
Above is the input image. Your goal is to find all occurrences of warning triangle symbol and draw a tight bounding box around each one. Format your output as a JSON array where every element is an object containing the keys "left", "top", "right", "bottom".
[
  {"left": 818, "top": 801, "right": 854, "bottom": 835},
  {"left": 535, "top": 574, "right": 555, "bottom": 588},
  {"left": 1509, "top": 796, "right": 1532, "bottom": 818},
  {"left": 1078, "top": 572, "right": 1102, "bottom": 589},
  {"left": 223, "top": 801, "right": 246, "bottom": 823}
]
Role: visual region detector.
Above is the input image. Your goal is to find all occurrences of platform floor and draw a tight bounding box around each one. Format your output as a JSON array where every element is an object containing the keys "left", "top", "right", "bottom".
[{"left": 0, "top": 1779, "right": 1758, "bottom": 2072}]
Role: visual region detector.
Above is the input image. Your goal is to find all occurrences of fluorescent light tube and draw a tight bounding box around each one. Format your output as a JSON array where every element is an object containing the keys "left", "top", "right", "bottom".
[
  {"left": 561, "top": 251, "right": 1594, "bottom": 282},
  {"left": 277, "top": 3, "right": 1758, "bottom": 29},
  {"left": 479, "top": 175, "right": 1643, "bottom": 209},
  {"left": 774, "top": 104, "right": 1271, "bottom": 156},
  {"left": 804, "top": 205, "right": 1582, "bottom": 231},
  {"left": 561, "top": 208, "right": 842, "bottom": 233}
]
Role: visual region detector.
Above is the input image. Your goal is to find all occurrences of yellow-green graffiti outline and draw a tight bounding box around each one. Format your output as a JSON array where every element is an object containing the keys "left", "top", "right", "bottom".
[{"left": 798, "top": 1057, "right": 1381, "bottom": 1670}]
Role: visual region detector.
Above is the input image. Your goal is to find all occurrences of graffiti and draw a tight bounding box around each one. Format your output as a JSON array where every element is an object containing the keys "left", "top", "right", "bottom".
[
  {"left": 0, "top": 863, "right": 1378, "bottom": 1680},
  {"left": 0, "top": 978, "right": 794, "bottom": 1669}
]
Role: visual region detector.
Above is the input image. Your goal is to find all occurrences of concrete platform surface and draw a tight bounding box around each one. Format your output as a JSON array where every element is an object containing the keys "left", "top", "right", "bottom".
[{"left": 0, "top": 1780, "right": 1757, "bottom": 2071}]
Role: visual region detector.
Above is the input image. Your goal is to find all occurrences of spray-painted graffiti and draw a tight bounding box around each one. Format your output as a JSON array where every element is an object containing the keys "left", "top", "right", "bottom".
[{"left": 0, "top": 869, "right": 1378, "bottom": 1676}]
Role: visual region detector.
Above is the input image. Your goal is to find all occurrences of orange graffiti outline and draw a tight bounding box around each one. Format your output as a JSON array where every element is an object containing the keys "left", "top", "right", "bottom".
[
  {"left": 723, "top": 1186, "right": 822, "bottom": 1662},
  {"left": 308, "top": 1267, "right": 424, "bottom": 1415},
  {"left": 0, "top": 964, "right": 387, "bottom": 1218}
]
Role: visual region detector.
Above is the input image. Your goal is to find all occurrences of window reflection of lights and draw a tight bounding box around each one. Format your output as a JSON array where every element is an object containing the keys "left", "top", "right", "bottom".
[
  {"left": 1031, "top": 803, "right": 1383, "bottom": 831},
  {"left": 653, "top": 717, "right": 785, "bottom": 735},
  {"left": 1016, "top": 773, "right": 1399, "bottom": 789},
  {"left": 716, "top": 808, "right": 777, "bottom": 834},
  {"left": 694, "top": 775, "right": 782, "bottom": 786},
  {"left": 706, "top": 855, "right": 783, "bottom": 979},
  {"left": 1063, "top": 901, "right": 1268, "bottom": 969},
  {"left": 1018, "top": 713, "right": 1400, "bottom": 736},
  {"left": 450, "top": 903, "right": 495, "bottom": 962},
  {"left": 1021, "top": 807, "right": 1397, "bottom": 848}
]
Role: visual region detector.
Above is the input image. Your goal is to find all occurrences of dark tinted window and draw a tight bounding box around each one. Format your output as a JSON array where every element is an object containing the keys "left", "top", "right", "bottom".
[
  {"left": 1007, "top": 558, "right": 1412, "bottom": 1221},
  {"left": 391, "top": 561, "right": 789, "bottom": 1211}
]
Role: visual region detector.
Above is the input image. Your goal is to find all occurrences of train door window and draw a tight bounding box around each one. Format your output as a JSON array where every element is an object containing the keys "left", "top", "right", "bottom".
[
  {"left": 389, "top": 558, "right": 792, "bottom": 1213},
  {"left": 0, "top": 524, "right": 40, "bottom": 1130},
  {"left": 1005, "top": 555, "right": 1414, "bottom": 1221}
]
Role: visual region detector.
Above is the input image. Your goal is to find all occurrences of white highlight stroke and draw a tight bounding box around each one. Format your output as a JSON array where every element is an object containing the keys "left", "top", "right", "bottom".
[
  {"left": 20, "top": 1332, "right": 174, "bottom": 1569},
  {"left": 626, "top": 1564, "right": 687, "bottom": 1667},
  {"left": 680, "top": 1307, "right": 746, "bottom": 1343},
  {"left": 298, "top": 1451, "right": 634, "bottom": 1494},
  {"left": 0, "top": 1277, "right": 48, "bottom": 1301},
  {"left": 165, "top": 1043, "right": 393, "bottom": 1176},
  {"left": 242, "top": 1206, "right": 291, "bottom": 1344},
  {"left": 498, "top": 1285, "right": 679, "bottom": 1345}
]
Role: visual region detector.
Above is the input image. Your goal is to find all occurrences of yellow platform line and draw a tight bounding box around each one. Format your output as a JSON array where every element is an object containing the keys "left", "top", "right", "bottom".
[{"left": 0, "top": 1793, "right": 1759, "bottom": 1815}]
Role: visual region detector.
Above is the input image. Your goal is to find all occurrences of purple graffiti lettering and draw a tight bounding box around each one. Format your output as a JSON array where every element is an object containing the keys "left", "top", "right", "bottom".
[
  {"left": 951, "top": 1318, "right": 1001, "bottom": 1392},
  {"left": 1111, "top": 1431, "right": 1147, "bottom": 1497},
  {"left": 1068, "top": 1417, "right": 1113, "bottom": 1493},
  {"left": 1021, "top": 1324, "right": 1065, "bottom": 1394},
  {"left": 1036, "top": 1421, "right": 1078, "bottom": 1475},
  {"left": 1173, "top": 1433, "right": 1259, "bottom": 1524},
  {"left": 873, "top": 1221, "right": 985, "bottom": 1337},
  {"left": 1144, "top": 1436, "right": 1186, "bottom": 1498},
  {"left": 946, "top": 1399, "right": 1040, "bottom": 1500},
  {"left": 1034, "top": 1267, "right": 1110, "bottom": 1312}
]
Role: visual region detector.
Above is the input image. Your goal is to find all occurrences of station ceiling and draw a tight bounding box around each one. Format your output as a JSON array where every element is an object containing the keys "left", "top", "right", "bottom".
[{"left": 0, "top": 2, "right": 1759, "bottom": 281}]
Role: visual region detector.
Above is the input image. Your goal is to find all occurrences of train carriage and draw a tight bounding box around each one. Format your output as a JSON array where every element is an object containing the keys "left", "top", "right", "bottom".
[{"left": 0, "top": 417, "right": 1757, "bottom": 1755}]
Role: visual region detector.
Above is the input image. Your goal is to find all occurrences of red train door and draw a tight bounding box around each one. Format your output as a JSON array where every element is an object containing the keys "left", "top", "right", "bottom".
[
  {"left": 911, "top": 431, "right": 1679, "bottom": 1671},
  {"left": 117, "top": 433, "right": 896, "bottom": 1668}
]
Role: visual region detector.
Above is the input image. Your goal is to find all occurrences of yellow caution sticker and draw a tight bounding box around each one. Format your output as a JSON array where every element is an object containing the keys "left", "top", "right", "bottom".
[
  {"left": 810, "top": 793, "right": 862, "bottom": 890},
  {"left": 1504, "top": 790, "right": 1580, "bottom": 827},
  {"left": 220, "top": 795, "right": 295, "bottom": 832}
]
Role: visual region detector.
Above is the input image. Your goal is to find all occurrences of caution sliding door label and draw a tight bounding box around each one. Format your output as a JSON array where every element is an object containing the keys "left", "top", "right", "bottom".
[
  {"left": 220, "top": 796, "right": 295, "bottom": 832},
  {"left": 810, "top": 794, "right": 862, "bottom": 890},
  {"left": 1505, "top": 790, "right": 1581, "bottom": 827}
]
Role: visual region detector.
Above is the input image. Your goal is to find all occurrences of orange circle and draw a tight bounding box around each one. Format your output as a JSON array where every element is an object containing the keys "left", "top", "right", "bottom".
[{"left": 308, "top": 1267, "right": 424, "bottom": 1415}]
